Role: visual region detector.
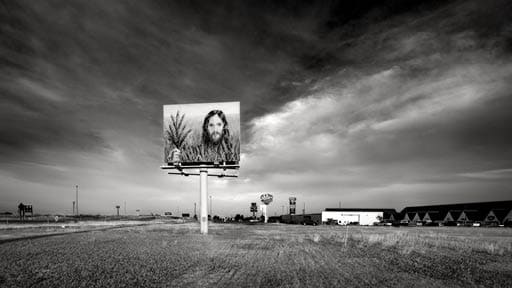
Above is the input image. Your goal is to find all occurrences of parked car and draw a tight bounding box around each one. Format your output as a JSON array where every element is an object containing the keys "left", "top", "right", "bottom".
[
  {"left": 302, "top": 219, "right": 318, "bottom": 226},
  {"left": 325, "top": 219, "right": 338, "bottom": 225},
  {"left": 374, "top": 221, "right": 392, "bottom": 226},
  {"left": 400, "top": 220, "right": 409, "bottom": 226}
]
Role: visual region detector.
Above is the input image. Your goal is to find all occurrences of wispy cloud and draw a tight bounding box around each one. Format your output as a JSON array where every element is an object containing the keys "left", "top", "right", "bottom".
[{"left": 459, "top": 169, "right": 512, "bottom": 180}]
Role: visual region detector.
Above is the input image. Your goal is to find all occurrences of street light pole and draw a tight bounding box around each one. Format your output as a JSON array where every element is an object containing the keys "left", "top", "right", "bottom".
[
  {"left": 210, "top": 195, "right": 213, "bottom": 216},
  {"left": 75, "top": 185, "right": 78, "bottom": 216},
  {"left": 200, "top": 167, "right": 208, "bottom": 234}
]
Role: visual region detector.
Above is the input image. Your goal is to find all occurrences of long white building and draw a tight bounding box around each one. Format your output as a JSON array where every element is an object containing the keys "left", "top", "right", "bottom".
[{"left": 322, "top": 208, "right": 396, "bottom": 225}]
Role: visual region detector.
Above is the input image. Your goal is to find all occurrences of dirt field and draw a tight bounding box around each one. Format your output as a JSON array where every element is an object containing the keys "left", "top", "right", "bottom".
[{"left": 1, "top": 222, "right": 511, "bottom": 287}]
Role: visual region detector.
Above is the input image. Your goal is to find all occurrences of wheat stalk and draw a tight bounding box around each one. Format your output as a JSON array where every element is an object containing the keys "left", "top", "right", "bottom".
[{"left": 167, "top": 110, "right": 191, "bottom": 149}]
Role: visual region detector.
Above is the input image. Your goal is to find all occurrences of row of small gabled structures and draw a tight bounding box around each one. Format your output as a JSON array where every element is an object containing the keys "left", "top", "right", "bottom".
[{"left": 392, "top": 200, "right": 512, "bottom": 226}]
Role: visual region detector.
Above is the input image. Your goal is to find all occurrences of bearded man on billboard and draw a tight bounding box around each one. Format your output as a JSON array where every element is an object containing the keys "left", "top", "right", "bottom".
[{"left": 200, "top": 109, "right": 235, "bottom": 162}]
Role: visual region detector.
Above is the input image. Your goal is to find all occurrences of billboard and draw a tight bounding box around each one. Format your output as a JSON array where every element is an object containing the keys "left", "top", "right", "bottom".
[{"left": 163, "top": 102, "right": 240, "bottom": 164}]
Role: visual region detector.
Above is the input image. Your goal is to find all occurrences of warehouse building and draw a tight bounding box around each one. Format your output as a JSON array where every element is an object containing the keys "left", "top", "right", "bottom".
[
  {"left": 280, "top": 213, "right": 322, "bottom": 225},
  {"left": 322, "top": 208, "right": 397, "bottom": 225}
]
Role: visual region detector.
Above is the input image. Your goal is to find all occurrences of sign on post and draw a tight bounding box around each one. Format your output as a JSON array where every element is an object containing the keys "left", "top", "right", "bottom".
[
  {"left": 163, "top": 102, "right": 240, "bottom": 166},
  {"left": 250, "top": 202, "right": 257, "bottom": 218},
  {"left": 260, "top": 194, "right": 273, "bottom": 223},
  {"left": 289, "top": 197, "right": 296, "bottom": 215},
  {"left": 162, "top": 102, "right": 240, "bottom": 235}
]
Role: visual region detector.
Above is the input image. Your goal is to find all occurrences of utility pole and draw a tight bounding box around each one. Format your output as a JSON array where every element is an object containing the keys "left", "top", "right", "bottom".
[
  {"left": 72, "top": 201, "right": 75, "bottom": 215},
  {"left": 209, "top": 195, "right": 213, "bottom": 216},
  {"left": 194, "top": 202, "right": 197, "bottom": 218},
  {"left": 75, "top": 185, "right": 79, "bottom": 216},
  {"left": 124, "top": 201, "right": 126, "bottom": 215}
]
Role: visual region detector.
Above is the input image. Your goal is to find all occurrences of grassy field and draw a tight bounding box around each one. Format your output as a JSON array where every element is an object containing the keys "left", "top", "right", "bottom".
[{"left": 1, "top": 222, "right": 511, "bottom": 287}]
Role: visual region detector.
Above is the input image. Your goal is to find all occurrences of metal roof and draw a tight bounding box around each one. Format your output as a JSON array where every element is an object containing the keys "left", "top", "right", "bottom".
[{"left": 324, "top": 208, "right": 397, "bottom": 212}]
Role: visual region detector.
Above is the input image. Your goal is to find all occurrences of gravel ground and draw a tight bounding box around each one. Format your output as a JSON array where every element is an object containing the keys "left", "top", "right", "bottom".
[{"left": 0, "top": 223, "right": 511, "bottom": 287}]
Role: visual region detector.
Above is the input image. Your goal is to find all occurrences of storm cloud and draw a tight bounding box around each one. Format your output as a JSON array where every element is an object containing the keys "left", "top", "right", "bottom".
[{"left": 1, "top": 0, "right": 511, "bottom": 215}]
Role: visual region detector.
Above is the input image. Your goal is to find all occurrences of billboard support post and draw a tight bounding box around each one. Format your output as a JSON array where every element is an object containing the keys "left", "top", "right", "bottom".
[
  {"left": 200, "top": 166, "right": 208, "bottom": 234},
  {"left": 162, "top": 164, "right": 239, "bottom": 235},
  {"left": 163, "top": 99, "right": 241, "bottom": 235}
]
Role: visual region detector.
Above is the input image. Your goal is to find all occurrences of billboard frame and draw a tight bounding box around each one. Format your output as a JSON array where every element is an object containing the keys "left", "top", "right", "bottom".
[
  {"left": 160, "top": 163, "right": 239, "bottom": 170},
  {"left": 163, "top": 101, "right": 240, "bottom": 165}
]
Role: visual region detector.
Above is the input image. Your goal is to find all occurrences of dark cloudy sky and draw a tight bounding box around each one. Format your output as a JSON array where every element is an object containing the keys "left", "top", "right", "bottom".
[{"left": 1, "top": 0, "right": 512, "bottom": 216}]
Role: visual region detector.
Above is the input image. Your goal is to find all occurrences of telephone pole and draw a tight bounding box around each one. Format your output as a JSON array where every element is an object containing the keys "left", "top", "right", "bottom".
[
  {"left": 75, "top": 185, "right": 79, "bottom": 216},
  {"left": 209, "top": 196, "right": 213, "bottom": 216}
]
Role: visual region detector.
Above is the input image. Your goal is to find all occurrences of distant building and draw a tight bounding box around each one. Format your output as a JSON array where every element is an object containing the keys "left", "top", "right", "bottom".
[
  {"left": 322, "top": 208, "right": 397, "bottom": 226},
  {"left": 423, "top": 211, "right": 443, "bottom": 224},
  {"left": 443, "top": 210, "right": 462, "bottom": 224},
  {"left": 281, "top": 213, "right": 322, "bottom": 225},
  {"left": 276, "top": 200, "right": 511, "bottom": 226},
  {"left": 400, "top": 200, "right": 512, "bottom": 226},
  {"left": 483, "top": 209, "right": 510, "bottom": 226}
]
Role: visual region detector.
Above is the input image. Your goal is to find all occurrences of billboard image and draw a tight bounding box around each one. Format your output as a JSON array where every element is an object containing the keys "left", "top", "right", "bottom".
[{"left": 163, "top": 102, "right": 240, "bottom": 164}]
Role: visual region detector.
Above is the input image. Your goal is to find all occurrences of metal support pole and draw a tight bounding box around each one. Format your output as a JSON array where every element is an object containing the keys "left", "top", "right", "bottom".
[
  {"left": 200, "top": 167, "right": 208, "bottom": 234},
  {"left": 262, "top": 204, "right": 268, "bottom": 223},
  {"left": 75, "top": 185, "right": 79, "bottom": 216}
]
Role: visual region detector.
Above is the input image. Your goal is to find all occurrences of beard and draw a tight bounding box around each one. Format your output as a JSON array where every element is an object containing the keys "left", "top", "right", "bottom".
[{"left": 209, "top": 131, "right": 223, "bottom": 143}]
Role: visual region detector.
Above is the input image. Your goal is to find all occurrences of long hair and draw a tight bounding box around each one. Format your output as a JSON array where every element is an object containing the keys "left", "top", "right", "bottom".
[{"left": 202, "top": 110, "right": 231, "bottom": 147}]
